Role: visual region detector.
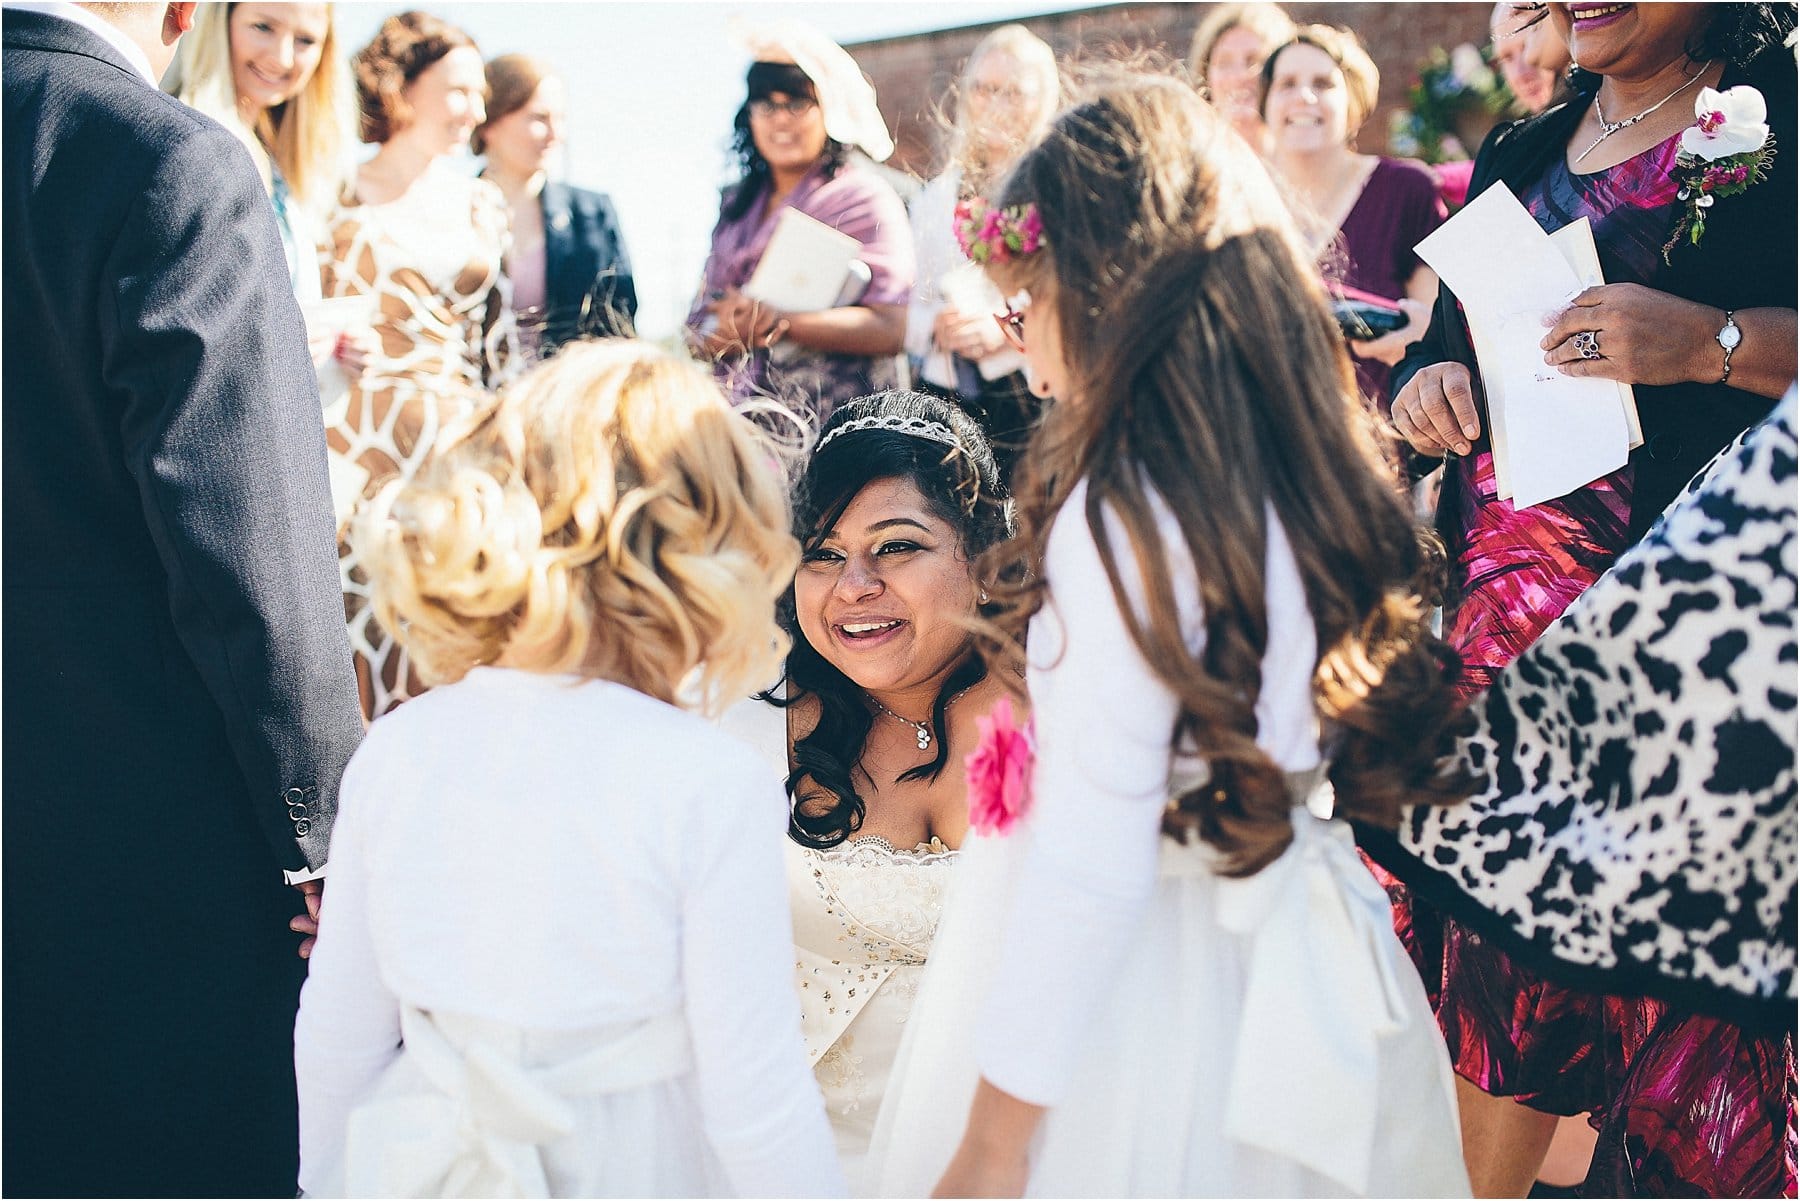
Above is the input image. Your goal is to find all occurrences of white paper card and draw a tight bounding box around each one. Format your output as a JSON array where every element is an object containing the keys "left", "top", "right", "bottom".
[
  {"left": 1414, "top": 184, "right": 1632, "bottom": 509},
  {"left": 742, "top": 208, "right": 860, "bottom": 312},
  {"left": 300, "top": 295, "right": 375, "bottom": 339}
]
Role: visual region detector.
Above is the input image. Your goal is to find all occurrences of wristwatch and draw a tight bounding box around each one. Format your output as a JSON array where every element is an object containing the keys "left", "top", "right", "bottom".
[{"left": 1715, "top": 309, "right": 1742, "bottom": 384}]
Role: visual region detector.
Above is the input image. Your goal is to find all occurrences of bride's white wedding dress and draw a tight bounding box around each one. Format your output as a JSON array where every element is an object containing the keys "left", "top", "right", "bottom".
[
  {"left": 718, "top": 692, "right": 960, "bottom": 1197},
  {"left": 789, "top": 836, "right": 957, "bottom": 1193}
]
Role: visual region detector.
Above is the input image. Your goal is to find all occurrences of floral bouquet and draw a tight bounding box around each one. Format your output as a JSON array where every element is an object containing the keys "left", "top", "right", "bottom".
[
  {"left": 1664, "top": 85, "right": 1776, "bottom": 263},
  {"left": 1388, "top": 42, "right": 1512, "bottom": 164}
]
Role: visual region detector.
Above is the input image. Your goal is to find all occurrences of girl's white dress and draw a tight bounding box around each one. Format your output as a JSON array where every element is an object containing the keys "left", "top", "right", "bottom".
[
  {"left": 294, "top": 667, "right": 844, "bottom": 1198},
  {"left": 866, "top": 480, "right": 1470, "bottom": 1197}
]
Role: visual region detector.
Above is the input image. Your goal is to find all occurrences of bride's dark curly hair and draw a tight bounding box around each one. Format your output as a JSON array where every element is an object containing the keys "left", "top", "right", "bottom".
[
  {"left": 978, "top": 72, "right": 1476, "bottom": 876},
  {"left": 768, "top": 391, "right": 1011, "bottom": 849}
]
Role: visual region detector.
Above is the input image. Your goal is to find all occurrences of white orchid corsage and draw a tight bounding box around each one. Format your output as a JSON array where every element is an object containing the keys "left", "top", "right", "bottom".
[{"left": 1663, "top": 85, "right": 1776, "bottom": 263}]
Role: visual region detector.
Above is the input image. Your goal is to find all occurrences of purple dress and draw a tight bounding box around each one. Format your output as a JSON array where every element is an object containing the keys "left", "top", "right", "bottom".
[
  {"left": 1330, "top": 156, "right": 1447, "bottom": 410},
  {"left": 688, "top": 160, "right": 914, "bottom": 426}
]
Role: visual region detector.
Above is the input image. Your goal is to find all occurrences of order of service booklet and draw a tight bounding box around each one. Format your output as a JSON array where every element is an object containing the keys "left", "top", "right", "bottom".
[{"left": 743, "top": 208, "right": 862, "bottom": 313}]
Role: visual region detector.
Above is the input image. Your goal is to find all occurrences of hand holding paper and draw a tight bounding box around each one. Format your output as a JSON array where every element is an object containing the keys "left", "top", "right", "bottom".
[
  {"left": 1540, "top": 282, "right": 1718, "bottom": 399},
  {"left": 1412, "top": 184, "right": 1637, "bottom": 509}
]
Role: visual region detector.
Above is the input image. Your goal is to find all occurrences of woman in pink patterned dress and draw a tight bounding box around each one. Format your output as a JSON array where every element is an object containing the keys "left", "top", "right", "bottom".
[{"left": 1389, "top": 4, "right": 1797, "bottom": 1194}]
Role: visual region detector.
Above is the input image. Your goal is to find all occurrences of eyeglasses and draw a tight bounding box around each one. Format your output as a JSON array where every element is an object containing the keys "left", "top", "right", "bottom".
[
  {"left": 748, "top": 96, "right": 818, "bottom": 119},
  {"left": 993, "top": 291, "right": 1030, "bottom": 352},
  {"left": 971, "top": 80, "right": 1033, "bottom": 103}
]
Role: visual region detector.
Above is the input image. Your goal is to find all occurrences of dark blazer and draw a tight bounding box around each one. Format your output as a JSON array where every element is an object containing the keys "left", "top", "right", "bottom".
[
  {"left": 1396, "top": 49, "right": 1797, "bottom": 550},
  {"left": 2, "top": 10, "right": 363, "bottom": 1196},
  {"left": 541, "top": 179, "right": 637, "bottom": 349}
]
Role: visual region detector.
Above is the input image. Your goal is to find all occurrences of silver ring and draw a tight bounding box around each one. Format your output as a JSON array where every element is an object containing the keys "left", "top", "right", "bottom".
[{"left": 1573, "top": 330, "right": 1602, "bottom": 360}]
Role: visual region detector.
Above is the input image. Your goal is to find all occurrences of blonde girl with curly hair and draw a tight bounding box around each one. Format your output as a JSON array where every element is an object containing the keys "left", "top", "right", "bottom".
[
  {"left": 294, "top": 341, "right": 845, "bottom": 1198},
  {"left": 867, "top": 74, "right": 1474, "bottom": 1197}
]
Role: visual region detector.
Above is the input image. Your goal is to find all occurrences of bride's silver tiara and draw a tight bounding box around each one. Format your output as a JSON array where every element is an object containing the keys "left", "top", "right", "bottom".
[{"left": 815, "top": 414, "right": 962, "bottom": 456}]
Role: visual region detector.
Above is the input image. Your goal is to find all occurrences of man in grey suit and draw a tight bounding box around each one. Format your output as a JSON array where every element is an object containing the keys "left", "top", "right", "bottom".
[{"left": 3, "top": 3, "right": 364, "bottom": 1194}]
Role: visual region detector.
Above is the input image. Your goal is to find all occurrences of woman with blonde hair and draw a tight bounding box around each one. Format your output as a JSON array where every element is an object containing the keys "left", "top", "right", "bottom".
[
  {"left": 1187, "top": 1, "right": 1295, "bottom": 149},
  {"left": 295, "top": 340, "right": 844, "bottom": 1198},
  {"left": 905, "top": 24, "right": 1060, "bottom": 482},
  {"left": 166, "top": 2, "right": 355, "bottom": 329},
  {"left": 868, "top": 73, "right": 1472, "bottom": 1197}
]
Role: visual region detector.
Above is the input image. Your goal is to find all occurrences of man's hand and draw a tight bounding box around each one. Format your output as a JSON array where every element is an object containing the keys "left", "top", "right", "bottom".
[{"left": 290, "top": 879, "right": 323, "bottom": 960}]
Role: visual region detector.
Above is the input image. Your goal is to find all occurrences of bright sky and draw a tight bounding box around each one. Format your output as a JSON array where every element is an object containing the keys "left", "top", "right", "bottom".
[{"left": 336, "top": 2, "right": 1109, "bottom": 340}]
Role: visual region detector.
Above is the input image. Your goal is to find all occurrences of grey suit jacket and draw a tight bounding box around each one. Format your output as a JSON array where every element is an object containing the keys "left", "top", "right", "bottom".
[{"left": 2, "top": 8, "right": 363, "bottom": 875}]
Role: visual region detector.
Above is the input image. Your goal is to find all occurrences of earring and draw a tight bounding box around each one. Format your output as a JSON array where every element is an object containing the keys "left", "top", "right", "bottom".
[{"left": 979, "top": 588, "right": 991, "bottom": 604}]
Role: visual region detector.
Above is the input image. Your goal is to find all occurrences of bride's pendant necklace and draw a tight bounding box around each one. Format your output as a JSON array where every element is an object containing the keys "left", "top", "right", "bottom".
[
  {"left": 872, "top": 685, "right": 975, "bottom": 751},
  {"left": 1575, "top": 65, "right": 1710, "bottom": 164}
]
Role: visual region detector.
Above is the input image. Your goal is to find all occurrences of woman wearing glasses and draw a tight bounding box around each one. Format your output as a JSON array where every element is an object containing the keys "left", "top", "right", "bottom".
[
  {"left": 905, "top": 25, "right": 1059, "bottom": 484},
  {"left": 687, "top": 22, "right": 915, "bottom": 431}
]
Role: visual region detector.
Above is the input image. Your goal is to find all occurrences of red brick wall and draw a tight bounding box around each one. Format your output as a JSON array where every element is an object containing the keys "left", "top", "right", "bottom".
[{"left": 847, "top": 2, "right": 1495, "bottom": 178}]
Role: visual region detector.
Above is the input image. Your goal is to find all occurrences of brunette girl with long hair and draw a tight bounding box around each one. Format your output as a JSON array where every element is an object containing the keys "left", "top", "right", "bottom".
[{"left": 867, "top": 72, "right": 1475, "bottom": 1197}]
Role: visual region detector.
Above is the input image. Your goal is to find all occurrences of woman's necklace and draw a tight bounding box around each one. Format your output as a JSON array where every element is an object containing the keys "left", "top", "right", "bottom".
[
  {"left": 871, "top": 685, "right": 976, "bottom": 751},
  {"left": 1575, "top": 65, "right": 1711, "bottom": 164}
]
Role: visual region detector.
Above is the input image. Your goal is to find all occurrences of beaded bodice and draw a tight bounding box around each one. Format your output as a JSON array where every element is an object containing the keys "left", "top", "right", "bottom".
[{"left": 795, "top": 836, "right": 956, "bottom": 965}]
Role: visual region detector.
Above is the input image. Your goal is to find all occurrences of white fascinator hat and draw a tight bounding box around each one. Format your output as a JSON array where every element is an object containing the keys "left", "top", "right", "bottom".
[{"left": 730, "top": 15, "right": 896, "bottom": 163}]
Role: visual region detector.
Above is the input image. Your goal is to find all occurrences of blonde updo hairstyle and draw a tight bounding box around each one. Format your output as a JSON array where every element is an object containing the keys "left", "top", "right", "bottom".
[{"left": 355, "top": 341, "right": 799, "bottom": 715}]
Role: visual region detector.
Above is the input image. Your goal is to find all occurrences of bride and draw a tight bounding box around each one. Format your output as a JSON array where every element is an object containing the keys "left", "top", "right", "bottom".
[{"left": 726, "top": 390, "right": 1016, "bottom": 1193}]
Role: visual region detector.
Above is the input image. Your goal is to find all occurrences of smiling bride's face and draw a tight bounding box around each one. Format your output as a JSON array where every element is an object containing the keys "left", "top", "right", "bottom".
[{"left": 795, "top": 476, "right": 981, "bottom": 701}]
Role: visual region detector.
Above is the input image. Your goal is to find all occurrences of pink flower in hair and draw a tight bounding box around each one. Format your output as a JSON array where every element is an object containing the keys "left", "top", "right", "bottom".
[
  {"left": 953, "top": 197, "right": 1048, "bottom": 266},
  {"left": 965, "top": 695, "right": 1035, "bottom": 836},
  {"left": 1018, "top": 208, "right": 1045, "bottom": 254}
]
